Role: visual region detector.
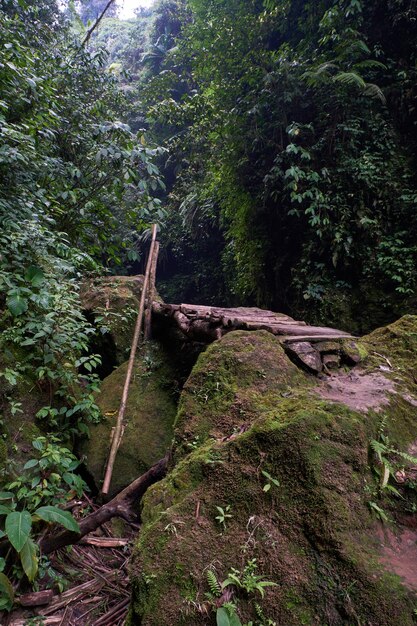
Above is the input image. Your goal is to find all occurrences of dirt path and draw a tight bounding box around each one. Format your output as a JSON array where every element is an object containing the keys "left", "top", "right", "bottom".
[{"left": 316, "top": 369, "right": 395, "bottom": 412}]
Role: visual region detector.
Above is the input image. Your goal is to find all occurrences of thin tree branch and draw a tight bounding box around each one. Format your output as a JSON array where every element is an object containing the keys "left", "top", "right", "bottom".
[{"left": 82, "top": 0, "right": 118, "bottom": 48}]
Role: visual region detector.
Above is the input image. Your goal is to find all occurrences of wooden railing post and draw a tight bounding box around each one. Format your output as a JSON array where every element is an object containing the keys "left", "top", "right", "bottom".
[
  {"left": 101, "top": 225, "right": 158, "bottom": 496},
  {"left": 144, "top": 241, "right": 160, "bottom": 341}
]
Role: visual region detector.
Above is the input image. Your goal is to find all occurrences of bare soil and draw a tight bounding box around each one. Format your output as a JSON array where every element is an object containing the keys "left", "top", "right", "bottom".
[
  {"left": 377, "top": 526, "right": 417, "bottom": 592},
  {"left": 316, "top": 369, "right": 395, "bottom": 412}
]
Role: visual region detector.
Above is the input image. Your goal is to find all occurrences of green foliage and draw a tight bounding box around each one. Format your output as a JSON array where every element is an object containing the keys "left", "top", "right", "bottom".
[
  {"left": 0, "top": 0, "right": 167, "bottom": 442},
  {"left": 261, "top": 470, "right": 280, "bottom": 493},
  {"left": 0, "top": 0, "right": 162, "bottom": 612},
  {"left": 4, "top": 437, "right": 87, "bottom": 509},
  {"left": 0, "top": 436, "right": 84, "bottom": 598},
  {"left": 217, "top": 606, "right": 242, "bottom": 626},
  {"left": 206, "top": 569, "right": 221, "bottom": 596},
  {"left": 370, "top": 423, "right": 417, "bottom": 493},
  {"left": 203, "top": 561, "right": 276, "bottom": 625},
  {"left": 140, "top": 0, "right": 417, "bottom": 324},
  {"left": 221, "top": 560, "right": 277, "bottom": 599},
  {"left": 0, "top": 481, "right": 80, "bottom": 603},
  {"left": 215, "top": 504, "right": 233, "bottom": 530}
]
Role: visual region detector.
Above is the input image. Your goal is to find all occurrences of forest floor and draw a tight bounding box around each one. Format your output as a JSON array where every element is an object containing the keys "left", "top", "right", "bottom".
[{"left": 5, "top": 497, "right": 135, "bottom": 626}]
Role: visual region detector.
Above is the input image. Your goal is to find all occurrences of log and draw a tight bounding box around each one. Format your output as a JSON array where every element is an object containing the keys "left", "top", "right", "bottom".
[
  {"left": 40, "top": 578, "right": 115, "bottom": 616},
  {"left": 280, "top": 334, "right": 353, "bottom": 343},
  {"left": 40, "top": 456, "right": 168, "bottom": 555},
  {"left": 80, "top": 537, "right": 129, "bottom": 548},
  {"left": 10, "top": 618, "right": 62, "bottom": 626},
  {"left": 19, "top": 589, "right": 54, "bottom": 607}
]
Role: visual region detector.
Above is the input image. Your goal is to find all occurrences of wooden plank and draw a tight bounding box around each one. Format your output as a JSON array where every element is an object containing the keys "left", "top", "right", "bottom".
[
  {"left": 279, "top": 334, "right": 353, "bottom": 343},
  {"left": 19, "top": 589, "right": 54, "bottom": 607}
]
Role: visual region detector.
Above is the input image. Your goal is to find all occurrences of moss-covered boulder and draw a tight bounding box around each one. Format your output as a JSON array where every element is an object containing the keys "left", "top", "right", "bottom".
[
  {"left": 0, "top": 355, "right": 44, "bottom": 472},
  {"left": 80, "top": 342, "right": 178, "bottom": 497},
  {"left": 129, "top": 323, "right": 417, "bottom": 625},
  {"left": 80, "top": 275, "right": 161, "bottom": 369}
]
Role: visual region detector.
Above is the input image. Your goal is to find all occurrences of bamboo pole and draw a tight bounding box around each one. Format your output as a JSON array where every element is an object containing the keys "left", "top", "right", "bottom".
[
  {"left": 144, "top": 241, "right": 160, "bottom": 341},
  {"left": 101, "top": 225, "right": 158, "bottom": 496}
]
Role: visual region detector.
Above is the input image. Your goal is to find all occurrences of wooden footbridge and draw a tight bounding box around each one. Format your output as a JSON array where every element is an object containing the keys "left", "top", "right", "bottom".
[{"left": 152, "top": 301, "right": 353, "bottom": 344}]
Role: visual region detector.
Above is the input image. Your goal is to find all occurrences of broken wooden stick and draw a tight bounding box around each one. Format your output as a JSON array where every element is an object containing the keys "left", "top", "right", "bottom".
[
  {"left": 79, "top": 537, "right": 129, "bottom": 548},
  {"left": 40, "top": 455, "right": 168, "bottom": 555},
  {"left": 101, "top": 224, "right": 158, "bottom": 496}
]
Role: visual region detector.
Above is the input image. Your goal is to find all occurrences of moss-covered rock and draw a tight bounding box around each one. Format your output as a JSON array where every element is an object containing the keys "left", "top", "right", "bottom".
[
  {"left": 129, "top": 324, "right": 417, "bottom": 626},
  {"left": 79, "top": 342, "right": 178, "bottom": 497},
  {"left": 80, "top": 275, "right": 161, "bottom": 368},
  {"left": 0, "top": 355, "right": 45, "bottom": 473}
]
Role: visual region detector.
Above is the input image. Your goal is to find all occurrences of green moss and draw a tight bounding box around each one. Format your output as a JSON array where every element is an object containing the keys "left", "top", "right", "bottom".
[
  {"left": 173, "top": 331, "right": 307, "bottom": 461},
  {"left": 80, "top": 342, "right": 177, "bottom": 496},
  {"left": 129, "top": 326, "right": 417, "bottom": 625},
  {"left": 0, "top": 439, "right": 7, "bottom": 470},
  {"left": 80, "top": 276, "right": 155, "bottom": 365}
]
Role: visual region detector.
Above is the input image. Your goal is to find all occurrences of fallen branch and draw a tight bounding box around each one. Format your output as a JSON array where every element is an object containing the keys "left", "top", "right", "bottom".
[
  {"left": 40, "top": 455, "right": 168, "bottom": 554},
  {"left": 40, "top": 578, "right": 110, "bottom": 616}
]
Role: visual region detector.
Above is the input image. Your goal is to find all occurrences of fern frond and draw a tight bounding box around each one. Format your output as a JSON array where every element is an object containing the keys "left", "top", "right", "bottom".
[
  {"left": 206, "top": 570, "right": 221, "bottom": 597},
  {"left": 370, "top": 439, "right": 388, "bottom": 463},
  {"left": 255, "top": 602, "right": 264, "bottom": 619},
  {"left": 354, "top": 59, "right": 387, "bottom": 71},
  {"left": 364, "top": 83, "right": 386, "bottom": 103},
  {"left": 333, "top": 71, "right": 366, "bottom": 88},
  {"left": 393, "top": 449, "right": 417, "bottom": 466}
]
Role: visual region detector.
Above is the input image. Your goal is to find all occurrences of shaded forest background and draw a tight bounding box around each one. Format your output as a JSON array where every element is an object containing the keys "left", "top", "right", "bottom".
[{"left": 84, "top": 0, "right": 417, "bottom": 335}]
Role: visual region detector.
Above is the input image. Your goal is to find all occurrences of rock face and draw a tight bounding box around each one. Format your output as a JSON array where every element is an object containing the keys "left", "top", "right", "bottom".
[
  {"left": 129, "top": 320, "right": 417, "bottom": 626},
  {"left": 81, "top": 276, "right": 155, "bottom": 373},
  {"left": 79, "top": 342, "right": 177, "bottom": 497},
  {"left": 284, "top": 340, "right": 323, "bottom": 373}
]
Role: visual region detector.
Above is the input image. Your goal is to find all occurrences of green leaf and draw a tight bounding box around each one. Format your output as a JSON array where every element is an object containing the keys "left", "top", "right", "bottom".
[
  {"left": 0, "top": 572, "right": 14, "bottom": 609},
  {"left": 20, "top": 537, "right": 38, "bottom": 582},
  {"left": 229, "top": 611, "right": 242, "bottom": 626},
  {"left": 0, "top": 492, "right": 14, "bottom": 501},
  {"left": 23, "top": 459, "right": 39, "bottom": 470},
  {"left": 217, "top": 607, "right": 231, "bottom": 626},
  {"left": 35, "top": 506, "right": 80, "bottom": 533},
  {"left": 6, "top": 293, "right": 28, "bottom": 316},
  {"left": 25, "top": 266, "right": 45, "bottom": 287},
  {"left": 5, "top": 511, "right": 32, "bottom": 552},
  {"left": 0, "top": 505, "right": 12, "bottom": 516}
]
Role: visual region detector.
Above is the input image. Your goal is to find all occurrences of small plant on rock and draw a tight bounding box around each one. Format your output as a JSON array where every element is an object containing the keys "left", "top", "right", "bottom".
[
  {"left": 261, "top": 471, "right": 280, "bottom": 493},
  {"left": 215, "top": 505, "right": 233, "bottom": 530},
  {"left": 202, "top": 562, "right": 277, "bottom": 626},
  {"left": 221, "top": 559, "right": 277, "bottom": 598}
]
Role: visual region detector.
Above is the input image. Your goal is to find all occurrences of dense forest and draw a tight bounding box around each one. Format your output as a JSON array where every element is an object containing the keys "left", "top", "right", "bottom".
[
  {"left": 1, "top": 0, "right": 417, "bottom": 624},
  {"left": 94, "top": 0, "right": 417, "bottom": 333}
]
